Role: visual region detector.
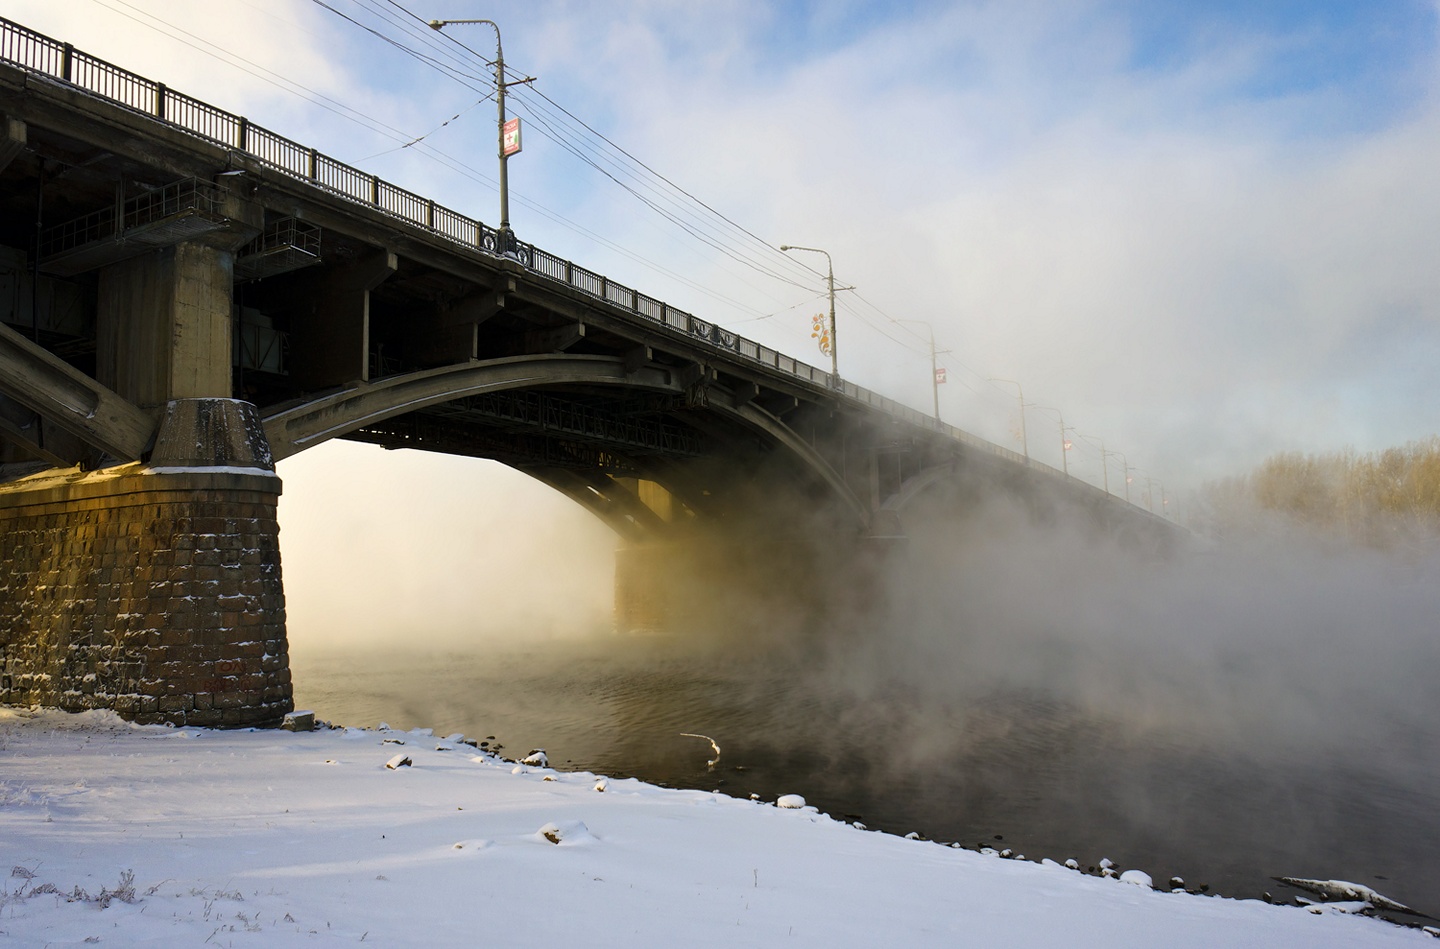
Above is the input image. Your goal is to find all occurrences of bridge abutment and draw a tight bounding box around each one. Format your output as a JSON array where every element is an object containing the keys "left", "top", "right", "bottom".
[{"left": 0, "top": 399, "right": 293, "bottom": 727}]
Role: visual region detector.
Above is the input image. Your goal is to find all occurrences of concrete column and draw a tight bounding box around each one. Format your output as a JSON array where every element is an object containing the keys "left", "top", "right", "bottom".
[
  {"left": 96, "top": 241, "right": 235, "bottom": 407},
  {"left": 288, "top": 249, "right": 397, "bottom": 389}
]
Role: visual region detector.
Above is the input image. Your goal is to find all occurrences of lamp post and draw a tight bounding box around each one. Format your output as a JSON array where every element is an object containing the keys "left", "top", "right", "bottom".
[
  {"left": 1081, "top": 434, "right": 1109, "bottom": 495},
  {"left": 988, "top": 378, "right": 1029, "bottom": 461},
  {"left": 1110, "top": 449, "right": 1131, "bottom": 503},
  {"left": 428, "top": 18, "right": 532, "bottom": 248},
  {"left": 779, "top": 244, "right": 841, "bottom": 387},
  {"left": 1034, "top": 405, "right": 1074, "bottom": 477},
  {"left": 896, "top": 319, "right": 947, "bottom": 422}
]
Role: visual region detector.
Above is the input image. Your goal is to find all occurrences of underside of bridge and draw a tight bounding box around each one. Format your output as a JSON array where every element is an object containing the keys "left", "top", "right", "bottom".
[
  {"left": 0, "top": 46, "right": 968, "bottom": 727},
  {"left": 0, "top": 26, "right": 1176, "bottom": 727}
]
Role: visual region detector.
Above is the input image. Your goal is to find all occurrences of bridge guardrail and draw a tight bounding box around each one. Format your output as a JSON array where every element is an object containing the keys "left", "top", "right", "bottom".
[{"left": 0, "top": 16, "right": 1159, "bottom": 518}]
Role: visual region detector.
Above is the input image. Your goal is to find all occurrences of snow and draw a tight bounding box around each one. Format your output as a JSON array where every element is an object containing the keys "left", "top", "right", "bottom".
[
  {"left": 144, "top": 465, "right": 278, "bottom": 478},
  {"left": 0, "top": 708, "right": 1429, "bottom": 948}
]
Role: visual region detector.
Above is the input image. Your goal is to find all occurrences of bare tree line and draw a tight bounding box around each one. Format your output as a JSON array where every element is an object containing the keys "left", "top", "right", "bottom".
[{"left": 1203, "top": 437, "right": 1440, "bottom": 550}]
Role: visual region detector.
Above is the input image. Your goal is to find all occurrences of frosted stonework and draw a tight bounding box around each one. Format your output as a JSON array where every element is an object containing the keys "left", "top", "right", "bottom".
[{"left": 0, "top": 465, "right": 291, "bottom": 727}]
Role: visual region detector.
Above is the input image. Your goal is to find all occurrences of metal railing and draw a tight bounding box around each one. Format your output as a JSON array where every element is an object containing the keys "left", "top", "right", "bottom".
[
  {"left": 39, "top": 175, "right": 221, "bottom": 257},
  {"left": 0, "top": 15, "right": 1156, "bottom": 516}
]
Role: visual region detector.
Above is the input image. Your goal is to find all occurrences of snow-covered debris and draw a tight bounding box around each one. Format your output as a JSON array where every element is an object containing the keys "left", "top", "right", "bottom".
[
  {"left": 594, "top": 778, "right": 608, "bottom": 792},
  {"left": 520, "top": 749, "right": 549, "bottom": 767},
  {"left": 281, "top": 710, "right": 315, "bottom": 732},
  {"left": 538, "top": 820, "right": 595, "bottom": 846},
  {"left": 1065, "top": 859, "right": 1080, "bottom": 870},
  {"left": 384, "top": 754, "right": 412, "bottom": 770},
  {"left": 1275, "top": 877, "right": 1413, "bottom": 914},
  {"left": 1120, "top": 870, "right": 1154, "bottom": 889},
  {"left": 776, "top": 794, "right": 806, "bottom": 809}
]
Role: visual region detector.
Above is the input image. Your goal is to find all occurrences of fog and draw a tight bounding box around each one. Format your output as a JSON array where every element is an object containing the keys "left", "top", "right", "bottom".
[
  {"left": 825, "top": 492, "right": 1440, "bottom": 772},
  {"left": 275, "top": 439, "right": 1440, "bottom": 909},
  {"left": 276, "top": 441, "right": 618, "bottom": 652},
  {"left": 280, "top": 441, "right": 1438, "bottom": 781}
]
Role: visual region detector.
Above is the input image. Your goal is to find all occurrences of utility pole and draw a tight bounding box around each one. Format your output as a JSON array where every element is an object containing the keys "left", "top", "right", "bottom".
[
  {"left": 988, "top": 378, "right": 1029, "bottom": 461},
  {"left": 779, "top": 244, "right": 847, "bottom": 387},
  {"left": 428, "top": 18, "right": 534, "bottom": 249}
]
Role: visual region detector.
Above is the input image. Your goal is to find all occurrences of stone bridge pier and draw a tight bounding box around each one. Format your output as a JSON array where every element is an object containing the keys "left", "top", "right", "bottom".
[{"left": 0, "top": 197, "right": 294, "bottom": 727}]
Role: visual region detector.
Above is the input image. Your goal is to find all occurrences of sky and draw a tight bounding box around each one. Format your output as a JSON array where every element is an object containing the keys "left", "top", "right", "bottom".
[{"left": 6, "top": 0, "right": 1439, "bottom": 643}]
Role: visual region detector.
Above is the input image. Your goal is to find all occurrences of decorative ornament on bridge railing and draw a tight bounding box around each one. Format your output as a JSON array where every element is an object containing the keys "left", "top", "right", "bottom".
[{"left": 811, "top": 314, "right": 832, "bottom": 356}]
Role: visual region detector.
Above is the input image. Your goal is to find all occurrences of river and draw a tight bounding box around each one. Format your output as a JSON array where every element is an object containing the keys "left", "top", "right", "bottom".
[{"left": 290, "top": 629, "right": 1439, "bottom": 922}]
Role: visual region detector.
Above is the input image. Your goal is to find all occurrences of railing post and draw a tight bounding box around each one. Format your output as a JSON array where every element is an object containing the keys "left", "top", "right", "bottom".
[
  {"left": 237, "top": 116, "right": 248, "bottom": 151},
  {"left": 60, "top": 42, "right": 73, "bottom": 82},
  {"left": 369, "top": 175, "right": 379, "bottom": 206},
  {"left": 425, "top": 199, "right": 434, "bottom": 229},
  {"left": 154, "top": 82, "right": 166, "bottom": 119},
  {"left": 306, "top": 147, "right": 317, "bottom": 180}
]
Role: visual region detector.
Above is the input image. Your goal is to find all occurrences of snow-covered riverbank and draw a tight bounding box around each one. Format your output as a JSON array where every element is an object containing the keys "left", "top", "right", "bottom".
[{"left": 0, "top": 708, "right": 1429, "bottom": 947}]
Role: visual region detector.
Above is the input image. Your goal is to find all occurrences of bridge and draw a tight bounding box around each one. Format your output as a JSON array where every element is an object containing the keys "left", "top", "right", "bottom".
[{"left": 0, "top": 17, "right": 1172, "bottom": 727}]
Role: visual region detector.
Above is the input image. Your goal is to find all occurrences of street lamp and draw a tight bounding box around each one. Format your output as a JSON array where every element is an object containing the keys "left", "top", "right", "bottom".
[
  {"left": 428, "top": 18, "right": 533, "bottom": 248},
  {"left": 896, "top": 318, "right": 949, "bottom": 422},
  {"left": 987, "top": 378, "right": 1029, "bottom": 461},
  {"left": 779, "top": 244, "right": 843, "bottom": 387},
  {"left": 1109, "top": 449, "right": 1131, "bottom": 503},
  {"left": 1034, "top": 405, "right": 1074, "bottom": 477},
  {"left": 1080, "top": 434, "right": 1109, "bottom": 495}
]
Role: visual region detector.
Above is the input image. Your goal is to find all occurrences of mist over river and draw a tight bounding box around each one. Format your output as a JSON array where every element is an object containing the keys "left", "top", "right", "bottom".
[
  {"left": 291, "top": 622, "right": 1440, "bottom": 920},
  {"left": 282, "top": 461, "right": 1440, "bottom": 923}
]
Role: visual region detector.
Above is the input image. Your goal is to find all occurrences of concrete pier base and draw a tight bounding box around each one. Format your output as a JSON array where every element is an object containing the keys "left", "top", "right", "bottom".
[{"left": 0, "top": 399, "right": 292, "bottom": 727}]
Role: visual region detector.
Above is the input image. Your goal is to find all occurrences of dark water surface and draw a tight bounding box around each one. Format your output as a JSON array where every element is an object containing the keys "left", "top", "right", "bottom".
[{"left": 291, "top": 636, "right": 1439, "bottom": 920}]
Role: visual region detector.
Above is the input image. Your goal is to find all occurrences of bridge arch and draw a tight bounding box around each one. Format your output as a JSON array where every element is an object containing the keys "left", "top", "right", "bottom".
[{"left": 261, "top": 353, "right": 869, "bottom": 538}]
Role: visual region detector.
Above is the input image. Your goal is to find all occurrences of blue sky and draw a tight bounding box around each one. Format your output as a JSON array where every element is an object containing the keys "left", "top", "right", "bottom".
[{"left": 6, "top": 1, "right": 1440, "bottom": 638}]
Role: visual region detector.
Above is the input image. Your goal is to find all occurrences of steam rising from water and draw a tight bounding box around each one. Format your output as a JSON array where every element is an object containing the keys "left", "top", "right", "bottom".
[
  {"left": 282, "top": 448, "right": 1439, "bottom": 908},
  {"left": 767, "top": 487, "right": 1440, "bottom": 778}
]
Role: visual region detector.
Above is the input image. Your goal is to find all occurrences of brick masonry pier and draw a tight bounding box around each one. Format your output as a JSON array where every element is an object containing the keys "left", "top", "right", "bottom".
[{"left": 0, "top": 401, "right": 293, "bottom": 728}]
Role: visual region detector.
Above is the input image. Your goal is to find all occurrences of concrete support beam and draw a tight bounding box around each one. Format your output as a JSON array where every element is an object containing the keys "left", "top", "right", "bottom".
[
  {"left": 401, "top": 286, "right": 508, "bottom": 368},
  {"left": 288, "top": 249, "right": 397, "bottom": 390},
  {"left": 0, "top": 319, "right": 156, "bottom": 461},
  {"left": 623, "top": 344, "right": 653, "bottom": 376},
  {"left": 0, "top": 116, "right": 25, "bottom": 174},
  {"left": 97, "top": 243, "right": 230, "bottom": 405},
  {"left": 525, "top": 321, "right": 585, "bottom": 354},
  {"left": 88, "top": 186, "right": 262, "bottom": 408},
  {"left": 438, "top": 284, "right": 508, "bottom": 328},
  {"left": 0, "top": 395, "right": 94, "bottom": 468}
]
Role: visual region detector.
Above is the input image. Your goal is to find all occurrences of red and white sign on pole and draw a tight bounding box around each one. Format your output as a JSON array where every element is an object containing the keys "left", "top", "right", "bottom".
[
  {"left": 934, "top": 367, "right": 947, "bottom": 385},
  {"left": 503, "top": 117, "right": 522, "bottom": 156}
]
